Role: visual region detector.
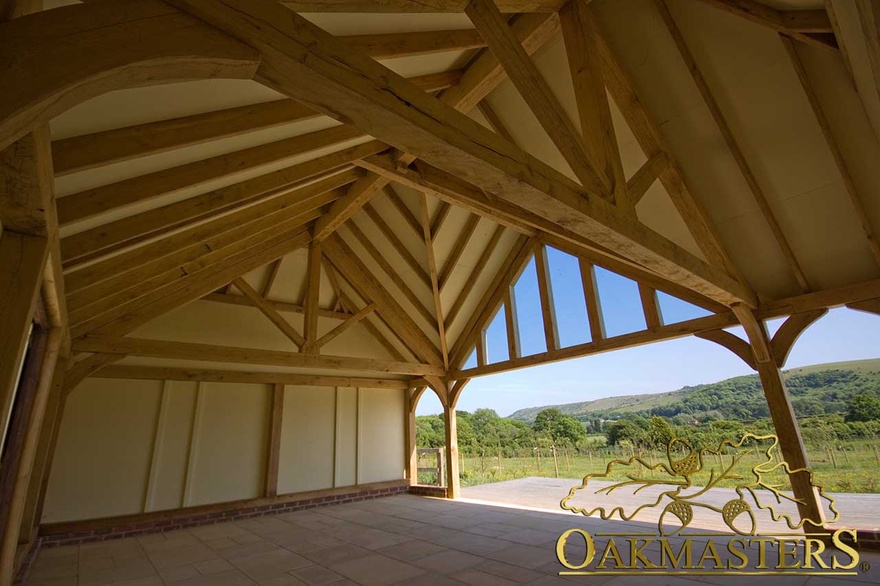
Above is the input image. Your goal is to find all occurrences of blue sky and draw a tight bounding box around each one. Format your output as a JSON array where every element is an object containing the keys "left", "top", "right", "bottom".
[{"left": 418, "top": 248, "right": 880, "bottom": 416}]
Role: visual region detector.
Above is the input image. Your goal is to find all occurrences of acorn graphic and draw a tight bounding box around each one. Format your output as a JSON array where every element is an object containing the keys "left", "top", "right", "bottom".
[
  {"left": 668, "top": 438, "right": 700, "bottom": 477},
  {"left": 659, "top": 500, "right": 693, "bottom": 536},
  {"left": 722, "top": 498, "right": 757, "bottom": 535}
]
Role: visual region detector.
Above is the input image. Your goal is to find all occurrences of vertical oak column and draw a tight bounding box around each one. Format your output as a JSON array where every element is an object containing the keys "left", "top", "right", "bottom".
[
  {"left": 443, "top": 405, "right": 460, "bottom": 499},
  {"left": 404, "top": 387, "right": 424, "bottom": 486},
  {"left": 733, "top": 305, "right": 826, "bottom": 533}
]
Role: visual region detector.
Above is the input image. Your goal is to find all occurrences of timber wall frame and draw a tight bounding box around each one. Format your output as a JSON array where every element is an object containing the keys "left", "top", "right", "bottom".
[{"left": 2, "top": 1, "right": 880, "bottom": 584}]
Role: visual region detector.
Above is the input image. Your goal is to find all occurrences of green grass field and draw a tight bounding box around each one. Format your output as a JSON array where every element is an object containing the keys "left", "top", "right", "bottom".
[{"left": 418, "top": 439, "right": 880, "bottom": 493}]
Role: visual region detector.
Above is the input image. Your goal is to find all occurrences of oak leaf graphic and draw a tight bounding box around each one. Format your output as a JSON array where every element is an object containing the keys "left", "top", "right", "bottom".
[{"left": 560, "top": 433, "right": 839, "bottom": 535}]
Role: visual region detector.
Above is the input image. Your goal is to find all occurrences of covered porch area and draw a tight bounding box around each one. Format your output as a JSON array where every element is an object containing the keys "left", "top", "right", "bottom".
[{"left": 24, "top": 492, "right": 880, "bottom": 585}]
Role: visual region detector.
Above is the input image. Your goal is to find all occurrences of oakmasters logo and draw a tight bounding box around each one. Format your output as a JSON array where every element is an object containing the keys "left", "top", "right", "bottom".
[{"left": 554, "top": 433, "right": 870, "bottom": 577}]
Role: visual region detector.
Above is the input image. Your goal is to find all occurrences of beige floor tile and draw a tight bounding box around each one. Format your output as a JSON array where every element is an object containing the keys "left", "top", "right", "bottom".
[
  {"left": 78, "top": 558, "right": 157, "bottom": 586},
  {"left": 329, "top": 553, "right": 427, "bottom": 585},
  {"left": 470, "top": 560, "right": 544, "bottom": 584},
  {"left": 452, "top": 568, "right": 522, "bottom": 586},
  {"left": 413, "top": 549, "right": 485, "bottom": 574},
  {"left": 172, "top": 568, "right": 256, "bottom": 586},
  {"left": 301, "top": 544, "right": 372, "bottom": 567},
  {"left": 290, "top": 563, "right": 345, "bottom": 585},
  {"left": 146, "top": 542, "right": 218, "bottom": 569},
  {"left": 375, "top": 539, "right": 448, "bottom": 562},
  {"left": 233, "top": 548, "right": 312, "bottom": 581}
]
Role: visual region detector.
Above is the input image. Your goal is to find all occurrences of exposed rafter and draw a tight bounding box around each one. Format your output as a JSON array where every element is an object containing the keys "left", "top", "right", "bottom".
[
  {"left": 419, "top": 195, "right": 449, "bottom": 368},
  {"left": 57, "top": 124, "right": 362, "bottom": 227},
  {"left": 445, "top": 224, "right": 506, "bottom": 330},
  {"left": 560, "top": 0, "right": 628, "bottom": 210},
  {"left": 343, "top": 221, "right": 437, "bottom": 327},
  {"left": 51, "top": 71, "right": 452, "bottom": 177},
  {"left": 693, "top": 0, "right": 836, "bottom": 50},
  {"left": 310, "top": 11, "right": 560, "bottom": 244},
  {"left": 590, "top": 11, "right": 747, "bottom": 288},
  {"left": 0, "top": 0, "right": 262, "bottom": 153},
  {"left": 466, "top": 0, "right": 610, "bottom": 197},
  {"left": 61, "top": 143, "right": 376, "bottom": 269},
  {"left": 781, "top": 35, "right": 880, "bottom": 268},
  {"left": 323, "top": 234, "right": 444, "bottom": 367},
  {"left": 655, "top": 0, "right": 811, "bottom": 292}
]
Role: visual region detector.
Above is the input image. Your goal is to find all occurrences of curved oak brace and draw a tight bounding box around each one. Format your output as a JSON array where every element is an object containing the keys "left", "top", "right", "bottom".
[
  {"left": 61, "top": 353, "right": 125, "bottom": 398},
  {"left": 448, "top": 378, "right": 470, "bottom": 410},
  {"left": 770, "top": 308, "right": 827, "bottom": 368},
  {"left": 423, "top": 375, "right": 449, "bottom": 408},
  {"left": 694, "top": 329, "right": 756, "bottom": 370},
  {"left": 406, "top": 386, "right": 427, "bottom": 415},
  {"left": 0, "top": 0, "right": 260, "bottom": 151}
]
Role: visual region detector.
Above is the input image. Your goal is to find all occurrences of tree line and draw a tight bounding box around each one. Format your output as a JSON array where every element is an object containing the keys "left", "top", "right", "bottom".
[{"left": 416, "top": 393, "right": 880, "bottom": 455}]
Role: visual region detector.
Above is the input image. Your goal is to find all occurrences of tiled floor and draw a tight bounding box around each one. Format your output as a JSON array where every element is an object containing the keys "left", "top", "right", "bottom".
[{"left": 25, "top": 493, "right": 880, "bottom": 586}]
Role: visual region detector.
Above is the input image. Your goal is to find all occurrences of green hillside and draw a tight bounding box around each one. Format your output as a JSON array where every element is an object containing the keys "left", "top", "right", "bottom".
[{"left": 507, "top": 359, "right": 880, "bottom": 424}]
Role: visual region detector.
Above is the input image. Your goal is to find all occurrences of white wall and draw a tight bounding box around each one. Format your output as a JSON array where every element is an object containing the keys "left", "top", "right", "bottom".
[{"left": 42, "top": 378, "right": 404, "bottom": 524}]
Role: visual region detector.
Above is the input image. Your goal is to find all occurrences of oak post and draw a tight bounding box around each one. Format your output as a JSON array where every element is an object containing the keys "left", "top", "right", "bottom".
[
  {"left": 443, "top": 404, "right": 460, "bottom": 499},
  {"left": 265, "top": 383, "right": 284, "bottom": 497},
  {"left": 405, "top": 387, "right": 425, "bottom": 485},
  {"left": 735, "top": 307, "right": 827, "bottom": 533}
]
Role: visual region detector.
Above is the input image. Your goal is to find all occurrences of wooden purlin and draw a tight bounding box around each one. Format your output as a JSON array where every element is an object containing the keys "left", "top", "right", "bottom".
[
  {"left": 94, "top": 364, "right": 408, "bottom": 389},
  {"left": 57, "top": 124, "right": 363, "bottom": 227},
  {"left": 68, "top": 206, "right": 327, "bottom": 331},
  {"left": 65, "top": 175, "right": 353, "bottom": 307},
  {"left": 81, "top": 229, "right": 315, "bottom": 338},
  {"left": 51, "top": 70, "right": 456, "bottom": 177},
  {"left": 61, "top": 145, "right": 376, "bottom": 270},
  {"left": 71, "top": 335, "right": 445, "bottom": 377},
  {"left": 279, "top": 1, "right": 568, "bottom": 12}
]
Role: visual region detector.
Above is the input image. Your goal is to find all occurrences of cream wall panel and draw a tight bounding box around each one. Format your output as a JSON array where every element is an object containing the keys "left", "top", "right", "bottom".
[
  {"left": 147, "top": 380, "right": 198, "bottom": 512},
  {"left": 187, "top": 383, "right": 270, "bottom": 506},
  {"left": 42, "top": 378, "right": 162, "bottom": 523},
  {"left": 133, "top": 301, "right": 394, "bottom": 361},
  {"left": 358, "top": 389, "right": 405, "bottom": 484},
  {"left": 278, "top": 386, "right": 335, "bottom": 494},
  {"left": 334, "top": 387, "right": 358, "bottom": 488}
]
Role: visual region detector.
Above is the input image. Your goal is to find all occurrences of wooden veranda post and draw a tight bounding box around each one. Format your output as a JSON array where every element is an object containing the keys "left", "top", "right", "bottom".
[
  {"left": 443, "top": 406, "right": 460, "bottom": 499},
  {"left": 731, "top": 306, "right": 827, "bottom": 533},
  {"left": 405, "top": 386, "right": 426, "bottom": 485}
]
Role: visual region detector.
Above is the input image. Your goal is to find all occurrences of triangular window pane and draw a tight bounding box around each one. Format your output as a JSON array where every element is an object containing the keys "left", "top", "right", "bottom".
[
  {"left": 512, "top": 257, "right": 547, "bottom": 356},
  {"left": 656, "top": 291, "right": 712, "bottom": 324},
  {"left": 546, "top": 247, "right": 591, "bottom": 346},
  {"left": 463, "top": 348, "right": 477, "bottom": 370},
  {"left": 485, "top": 305, "right": 509, "bottom": 364},
  {"left": 594, "top": 267, "right": 646, "bottom": 337}
]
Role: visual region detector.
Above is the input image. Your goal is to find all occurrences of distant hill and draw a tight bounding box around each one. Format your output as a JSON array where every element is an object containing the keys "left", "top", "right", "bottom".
[{"left": 507, "top": 359, "right": 880, "bottom": 424}]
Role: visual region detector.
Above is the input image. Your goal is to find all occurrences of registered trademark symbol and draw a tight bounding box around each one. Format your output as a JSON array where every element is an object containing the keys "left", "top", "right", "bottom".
[{"left": 860, "top": 562, "right": 871, "bottom": 572}]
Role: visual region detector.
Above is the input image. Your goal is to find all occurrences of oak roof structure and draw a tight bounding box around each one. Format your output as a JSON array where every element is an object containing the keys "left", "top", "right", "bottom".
[{"left": 2, "top": 0, "right": 880, "bottom": 580}]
